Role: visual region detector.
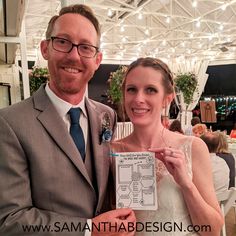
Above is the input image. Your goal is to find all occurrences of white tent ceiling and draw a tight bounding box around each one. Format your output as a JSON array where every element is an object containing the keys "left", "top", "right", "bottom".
[{"left": 3, "top": 0, "right": 236, "bottom": 64}]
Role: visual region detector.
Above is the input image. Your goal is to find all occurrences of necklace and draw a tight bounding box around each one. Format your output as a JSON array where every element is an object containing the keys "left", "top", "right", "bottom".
[{"left": 129, "top": 126, "right": 170, "bottom": 150}]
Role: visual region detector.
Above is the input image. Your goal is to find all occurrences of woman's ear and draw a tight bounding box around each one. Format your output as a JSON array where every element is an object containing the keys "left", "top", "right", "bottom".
[
  {"left": 40, "top": 40, "right": 49, "bottom": 60},
  {"left": 162, "top": 93, "right": 174, "bottom": 108}
]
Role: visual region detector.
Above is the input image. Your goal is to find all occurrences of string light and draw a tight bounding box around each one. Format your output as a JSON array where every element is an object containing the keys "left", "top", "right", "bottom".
[
  {"left": 162, "top": 40, "right": 167, "bottom": 46},
  {"left": 166, "top": 16, "right": 170, "bottom": 24},
  {"left": 192, "top": 0, "right": 197, "bottom": 8},
  {"left": 208, "top": 35, "right": 213, "bottom": 41},
  {"left": 221, "top": 4, "right": 227, "bottom": 11},
  {"left": 107, "top": 8, "right": 113, "bottom": 17},
  {"left": 145, "top": 28, "right": 150, "bottom": 35},
  {"left": 219, "top": 24, "right": 224, "bottom": 31},
  {"left": 138, "top": 12, "right": 143, "bottom": 20},
  {"left": 120, "top": 26, "right": 125, "bottom": 32},
  {"left": 196, "top": 20, "right": 201, "bottom": 28}
]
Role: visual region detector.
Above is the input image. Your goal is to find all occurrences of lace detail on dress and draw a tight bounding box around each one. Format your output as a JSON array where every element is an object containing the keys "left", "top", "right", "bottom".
[
  {"left": 135, "top": 136, "right": 198, "bottom": 235},
  {"left": 156, "top": 137, "right": 194, "bottom": 183}
]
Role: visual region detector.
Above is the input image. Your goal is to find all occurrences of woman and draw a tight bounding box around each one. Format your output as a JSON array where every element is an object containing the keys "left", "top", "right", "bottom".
[
  {"left": 192, "top": 123, "right": 207, "bottom": 137},
  {"left": 111, "top": 58, "right": 223, "bottom": 235},
  {"left": 216, "top": 131, "right": 235, "bottom": 188}
]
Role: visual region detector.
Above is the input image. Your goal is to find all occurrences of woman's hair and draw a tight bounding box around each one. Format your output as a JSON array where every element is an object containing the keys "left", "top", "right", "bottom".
[
  {"left": 192, "top": 123, "right": 207, "bottom": 137},
  {"left": 119, "top": 57, "right": 174, "bottom": 122},
  {"left": 169, "top": 119, "right": 184, "bottom": 134},
  {"left": 216, "top": 131, "right": 229, "bottom": 153},
  {"left": 45, "top": 4, "right": 101, "bottom": 46},
  {"left": 191, "top": 116, "right": 201, "bottom": 126},
  {"left": 122, "top": 57, "right": 174, "bottom": 95},
  {"left": 200, "top": 132, "right": 220, "bottom": 153}
]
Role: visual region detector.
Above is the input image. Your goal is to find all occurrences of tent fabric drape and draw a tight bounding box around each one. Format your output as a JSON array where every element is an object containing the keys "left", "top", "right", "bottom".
[{"left": 171, "top": 59, "right": 209, "bottom": 130}]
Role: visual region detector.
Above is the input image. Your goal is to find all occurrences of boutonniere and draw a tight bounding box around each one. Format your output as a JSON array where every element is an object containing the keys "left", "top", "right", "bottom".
[{"left": 100, "top": 112, "right": 113, "bottom": 144}]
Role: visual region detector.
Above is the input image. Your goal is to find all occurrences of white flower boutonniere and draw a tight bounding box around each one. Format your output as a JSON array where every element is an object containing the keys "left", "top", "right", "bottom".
[{"left": 100, "top": 112, "right": 113, "bottom": 144}]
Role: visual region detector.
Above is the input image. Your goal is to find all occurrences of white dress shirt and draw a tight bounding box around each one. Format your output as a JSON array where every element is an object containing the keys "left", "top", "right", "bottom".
[
  {"left": 45, "top": 84, "right": 91, "bottom": 235},
  {"left": 45, "top": 83, "right": 88, "bottom": 147}
]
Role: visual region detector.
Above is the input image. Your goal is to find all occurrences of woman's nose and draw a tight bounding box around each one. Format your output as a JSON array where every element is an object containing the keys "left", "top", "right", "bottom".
[{"left": 134, "top": 91, "right": 145, "bottom": 102}]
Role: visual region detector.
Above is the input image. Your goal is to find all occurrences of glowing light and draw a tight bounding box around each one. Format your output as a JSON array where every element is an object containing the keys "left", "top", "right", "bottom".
[
  {"left": 166, "top": 16, "right": 170, "bottom": 24},
  {"left": 107, "top": 8, "right": 113, "bottom": 17},
  {"left": 138, "top": 12, "right": 143, "bottom": 20},
  {"left": 192, "top": 1, "right": 197, "bottom": 8}
]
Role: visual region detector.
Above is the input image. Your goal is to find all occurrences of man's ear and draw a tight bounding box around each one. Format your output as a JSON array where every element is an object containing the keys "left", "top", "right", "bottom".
[
  {"left": 162, "top": 93, "right": 174, "bottom": 108},
  {"left": 95, "top": 51, "right": 103, "bottom": 70},
  {"left": 40, "top": 40, "right": 49, "bottom": 60}
]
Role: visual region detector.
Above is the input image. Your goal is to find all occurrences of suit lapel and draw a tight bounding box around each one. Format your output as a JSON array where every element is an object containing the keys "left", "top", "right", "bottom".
[
  {"left": 85, "top": 99, "right": 110, "bottom": 207},
  {"left": 33, "top": 87, "right": 93, "bottom": 187}
]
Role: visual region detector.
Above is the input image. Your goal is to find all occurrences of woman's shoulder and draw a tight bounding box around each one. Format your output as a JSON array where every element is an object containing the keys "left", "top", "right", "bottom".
[
  {"left": 167, "top": 130, "right": 194, "bottom": 148},
  {"left": 191, "top": 135, "right": 208, "bottom": 152}
]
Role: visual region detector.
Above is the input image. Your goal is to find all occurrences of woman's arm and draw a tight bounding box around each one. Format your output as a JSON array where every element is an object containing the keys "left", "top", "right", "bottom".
[
  {"left": 150, "top": 137, "right": 223, "bottom": 236},
  {"left": 181, "top": 137, "right": 223, "bottom": 236}
]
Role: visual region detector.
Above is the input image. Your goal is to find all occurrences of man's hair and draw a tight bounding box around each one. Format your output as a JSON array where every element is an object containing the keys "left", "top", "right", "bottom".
[
  {"left": 200, "top": 132, "right": 220, "bottom": 153},
  {"left": 169, "top": 119, "right": 184, "bottom": 134},
  {"left": 191, "top": 116, "right": 201, "bottom": 126},
  {"left": 45, "top": 4, "right": 101, "bottom": 46}
]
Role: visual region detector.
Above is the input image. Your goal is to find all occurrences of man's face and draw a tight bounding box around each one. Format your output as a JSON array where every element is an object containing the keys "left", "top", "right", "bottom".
[{"left": 40, "top": 13, "right": 102, "bottom": 102}]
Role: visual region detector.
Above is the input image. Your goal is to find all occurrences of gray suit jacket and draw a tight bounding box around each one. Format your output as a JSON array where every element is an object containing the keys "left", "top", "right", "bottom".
[{"left": 0, "top": 86, "right": 116, "bottom": 235}]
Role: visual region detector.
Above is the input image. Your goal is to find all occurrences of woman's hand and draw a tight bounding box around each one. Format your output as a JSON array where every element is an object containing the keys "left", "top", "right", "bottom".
[{"left": 149, "top": 147, "right": 192, "bottom": 189}]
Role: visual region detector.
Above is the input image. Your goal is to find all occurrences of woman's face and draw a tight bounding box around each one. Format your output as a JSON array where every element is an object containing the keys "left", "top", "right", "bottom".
[{"left": 124, "top": 65, "right": 171, "bottom": 126}]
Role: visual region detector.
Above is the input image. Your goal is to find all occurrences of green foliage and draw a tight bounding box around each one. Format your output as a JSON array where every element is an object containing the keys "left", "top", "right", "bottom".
[
  {"left": 29, "top": 67, "right": 49, "bottom": 95},
  {"left": 107, "top": 66, "right": 127, "bottom": 105},
  {"left": 175, "top": 72, "right": 198, "bottom": 105}
]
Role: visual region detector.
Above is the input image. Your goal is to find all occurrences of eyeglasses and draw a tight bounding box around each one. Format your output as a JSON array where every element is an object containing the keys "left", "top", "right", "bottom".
[{"left": 49, "top": 36, "right": 99, "bottom": 58}]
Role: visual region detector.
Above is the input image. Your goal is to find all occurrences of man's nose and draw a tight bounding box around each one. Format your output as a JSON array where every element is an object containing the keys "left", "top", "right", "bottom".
[{"left": 67, "top": 46, "right": 81, "bottom": 60}]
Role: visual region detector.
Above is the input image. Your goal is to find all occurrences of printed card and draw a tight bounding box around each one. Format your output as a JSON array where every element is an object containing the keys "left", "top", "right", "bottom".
[{"left": 113, "top": 152, "right": 157, "bottom": 210}]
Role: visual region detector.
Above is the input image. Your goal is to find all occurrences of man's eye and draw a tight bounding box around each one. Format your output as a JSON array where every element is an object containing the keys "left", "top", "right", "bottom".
[
  {"left": 57, "top": 39, "right": 67, "bottom": 44},
  {"left": 80, "top": 45, "right": 93, "bottom": 51}
]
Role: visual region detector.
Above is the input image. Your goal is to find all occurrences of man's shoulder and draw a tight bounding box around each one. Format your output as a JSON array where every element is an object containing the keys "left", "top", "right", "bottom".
[
  {"left": 0, "top": 86, "right": 49, "bottom": 119},
  {"left": 0, "top": 96, "right": 33, "bottom": 117},
  {"left": 86, "top": 98, "right": 114, "bottom": 113}
]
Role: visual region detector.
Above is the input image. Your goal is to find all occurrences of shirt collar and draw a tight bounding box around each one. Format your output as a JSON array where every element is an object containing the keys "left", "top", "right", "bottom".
[{"left": 45, "top": 83, "right": 87, "bottom": 117}]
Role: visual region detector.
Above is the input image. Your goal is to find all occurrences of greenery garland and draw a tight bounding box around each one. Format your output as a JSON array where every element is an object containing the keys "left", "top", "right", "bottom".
[
  {"left": 29, "top": 67, "right": 49, "bottom": 95},
  {"left": 175, "top": 72, "right": 198, "bottom": 105},
  {"left": 107, "top": 66, "right": 127, "bottom": 105}
]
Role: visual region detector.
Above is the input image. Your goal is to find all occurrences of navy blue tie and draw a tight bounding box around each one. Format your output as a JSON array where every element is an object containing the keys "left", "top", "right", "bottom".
[{"left": 68, "top": 108, "right": 85, "bottom": 161}]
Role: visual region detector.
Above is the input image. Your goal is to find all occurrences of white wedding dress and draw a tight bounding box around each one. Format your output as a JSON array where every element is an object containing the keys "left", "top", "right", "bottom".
[{"left": 134, "top": 138, "right": 199, "bottom": 236}]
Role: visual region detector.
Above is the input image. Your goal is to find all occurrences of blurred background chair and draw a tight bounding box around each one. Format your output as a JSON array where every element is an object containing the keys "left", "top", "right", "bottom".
[{"left": 217, "top": 187, "right": 236, "bottom": 236}]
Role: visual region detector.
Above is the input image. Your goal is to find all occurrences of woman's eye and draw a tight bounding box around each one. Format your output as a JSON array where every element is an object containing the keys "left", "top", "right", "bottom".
[
  {"left": 146, "top": 87, "right": 157, "bottom": 94},
  {"left": 126, "top": 87, "right": 136, "bottom": 93}
]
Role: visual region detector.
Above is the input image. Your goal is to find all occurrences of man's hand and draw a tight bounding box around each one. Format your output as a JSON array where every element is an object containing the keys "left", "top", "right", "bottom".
[{"left": 92, "top": 208, "right": 136, "bottom": 235}]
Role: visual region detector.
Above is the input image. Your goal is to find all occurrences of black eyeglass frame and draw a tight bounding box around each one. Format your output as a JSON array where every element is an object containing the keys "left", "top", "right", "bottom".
[{"left": 48, "top": 36, "right": 99, "bottom": 58}]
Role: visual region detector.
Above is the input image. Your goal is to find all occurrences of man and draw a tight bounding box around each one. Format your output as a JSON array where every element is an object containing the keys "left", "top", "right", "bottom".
[
  {"left": 0, "top": 4, "right": 135, "bottom": 236},
  {"left": 201, "top": 132, "right": 230, "bottom": 194}
]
